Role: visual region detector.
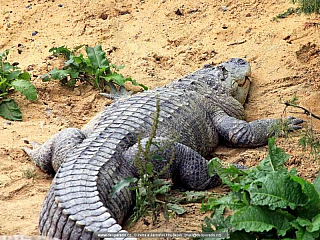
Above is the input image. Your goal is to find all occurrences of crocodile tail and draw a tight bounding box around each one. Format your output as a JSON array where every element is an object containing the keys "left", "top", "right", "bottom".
[{"left": 39, "top": 136, "right": 135, "bottom": 239}]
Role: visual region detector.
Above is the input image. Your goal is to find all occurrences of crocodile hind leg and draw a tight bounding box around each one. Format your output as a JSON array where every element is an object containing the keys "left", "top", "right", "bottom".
[
  {"left": 122, "top": 137, "right": 222, "bottom": 190},
  {"left": 23, "top": 128, "right": 86, "bottom": 174}
]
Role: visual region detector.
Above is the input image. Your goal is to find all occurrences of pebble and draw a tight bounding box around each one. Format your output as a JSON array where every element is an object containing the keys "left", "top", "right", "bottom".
[
  {"left": 58, "top": 4, "right": 63, "bottom": 7},
  {"left": 221, "top": 6, "right": 227, "bottom": 12},
  {"left": 45, "top": 107, "right": 51, "bottom": 116},
  {"left": 161, "top": 0, "right": 165, "bottom": 3},
  {"left": 4, "top": 121, "right": 11, "bottom": 125},
  {"left": 32, "top": 31, "right": 38, "bottom": 36},
  {"left": 23, "top": 138, "right": 29, "bottom": 144}
]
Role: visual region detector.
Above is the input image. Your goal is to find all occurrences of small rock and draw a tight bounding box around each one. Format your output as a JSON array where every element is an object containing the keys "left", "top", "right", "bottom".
[
  {"left": 4, "top": 121, "right": 11, "bottom": 125},
  {"left": 221, "top": 6, "right": 227, "bottom": 12},
  {"left": 23, "top": 138, "right": 29, "bottom": 144},
  {"left": 175, "top": 8, "right": 183, "bottom": 15},
  {"left": 161, "top": 0, "right": 165, "bottom": 3},
  {"left": 222, "top": 26, "right": 228, "bottom": 29},
  {"left": 100, "top": 12, "right": 108, "bottom": 20},
  {"left": 246, "top": 13, "right": 252, "bottom": 17},
  {"left": 45, "top": 107, "right": 51, "bottom": 116},
  {"left": 32, "top": 31, "right": 38, "bottom": 36},
  {"left": 58, "top": 4, "right": 63, "bottom": 7},
  {"left": 26, "top": 5, "right": 32, "bottom": 9},
  {"left": 246, "top": 28, "right": 251, "bottom": 33}
]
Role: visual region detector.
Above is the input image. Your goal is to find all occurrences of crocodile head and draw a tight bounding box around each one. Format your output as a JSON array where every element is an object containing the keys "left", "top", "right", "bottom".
[{"left": 219, "top": 58, "right": 251, "bottom": 105}]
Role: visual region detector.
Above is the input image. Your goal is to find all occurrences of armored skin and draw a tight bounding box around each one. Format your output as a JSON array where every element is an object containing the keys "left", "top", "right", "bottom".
[{"left": 24, "top": 58, "right": 303, "bottom": 240}]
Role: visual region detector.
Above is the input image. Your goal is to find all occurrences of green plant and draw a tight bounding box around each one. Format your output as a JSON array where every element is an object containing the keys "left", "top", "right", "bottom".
[
  {"left": 111, "top": 99, "right": 186, "bottom": 224},
  {"left": 293, "top": 0, "right": 320, "bottom": 14},
  {"left": 298, "top": 123, "right": 320, "bottom": 161},
  {"left": 22, "top": 167, "right": 37, "bottom": 179},
  {"left": 200, "top": 138, "right": 320, "bottom": 239},
  {"left": 0, "top": 49, "right": 37, "bottom": 121},
  {"left": 42, "top": 45, "right": 147, "bottom": 93},
  {"left": 273, "top": 7, "right": 302, "bottom": 20},
  {"left": 281, "top": 96, "right": 320, "bottom": 161}
]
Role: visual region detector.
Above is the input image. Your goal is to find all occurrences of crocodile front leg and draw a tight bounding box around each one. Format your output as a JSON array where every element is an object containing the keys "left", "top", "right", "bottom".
[{"left": 212, "top": 111, "right": 304, "bottom": 147}]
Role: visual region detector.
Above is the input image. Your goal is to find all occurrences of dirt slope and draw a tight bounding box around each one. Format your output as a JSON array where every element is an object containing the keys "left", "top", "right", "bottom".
[{"left": 0, "top": 0, "right": 319, "bottom": 236}]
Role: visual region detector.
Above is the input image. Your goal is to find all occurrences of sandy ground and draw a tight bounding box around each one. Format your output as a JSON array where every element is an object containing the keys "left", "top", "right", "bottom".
[{"left": 0, "top": 0, "right": 320, "bottom": 237}]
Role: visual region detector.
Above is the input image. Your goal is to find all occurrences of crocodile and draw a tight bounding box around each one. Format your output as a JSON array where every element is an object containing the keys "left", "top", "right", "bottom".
[{"left": 24, "top": 58, "right": 303, "bottom": 240}]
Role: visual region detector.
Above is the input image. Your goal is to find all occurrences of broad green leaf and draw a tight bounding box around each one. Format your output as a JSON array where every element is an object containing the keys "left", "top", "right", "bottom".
[
  {"left": 292, "top": 220, "right": 320, "bottom": 240},
  {"left": 296, "top": 217, "right": 312, "bottom": 228},
  {"left": 167, "top": 203, "right": 186, "bottom": 215},
  {"left": 248, "top": 172, "right": 308, "bottom": 210},
  {"left": 110, "top": 64, "right": 125, "bottom": 70},
  {"left": 207, "top": 157, "right": 220, "bottom": 177},
  {"left": 181, "top": 191, "right": 209, "bottom": 204},
  {"left": 294, "top": 215, "right": 320, "bottom": 233},
  {"left": 86, "top": 45, "right": 109, "bottom": 70},
  {"left": 110, "top": 177, "right": 137, "bottom": 197},
  {"left": 2, "top": 62, "right": 14, "bottom": 72},
  {"left": 258, "top": 138, "right": 290, "bottom": 172},
  {"left": 49, "top": 68, "right": 70, "bottom": 80},
  {"left": 41, "top": 74, "right": 51, "bottom": 82},
  {"left": 202, "top": 205, "right": 231, "bottom": 239},
  {"left": 207, "top": 158, "right": 247, "bottom": 192},
  {"left": 6, "top": 70, "right": 22, "bottom": 81},
  {"left": 155, "top": 184, "right": 170, "bottom": 194},
  {"left": 11, "top": 79, "right": 37, "bottom": 101},
  {"left": 0, "top": 99, "right": 22, "bottom": 121},
  {"left": 202, "top": 193, "right": 245, "bottom": 212},
  {"left": 231, "top": 206, "right": 293, "bottom": 236},
  {"left": 102, "top": 73, "right": 127, "bottom": 86},
  {"left": 296, "top": 228, "right": 319, "bottom": 240},
  {"left": 49, "top": 45, "right": 72, "bottom": 59},
  {"left": 313, "top": 171, "right": 320, "bottom": 195},
  {"left": 18, "top": 72, "right": 31, "bottom": 81},
  {"left": 308, "top": 214, "right": 320, "bottom": 232},
  {"left": 126, "top": 78, "right": 148, "bottom": 90},
  {"left": 291, "top": 175, "right": 320, "bottom": 219},
  {"left": 73, "top": 44, "right": 85, "bottom": 52}
]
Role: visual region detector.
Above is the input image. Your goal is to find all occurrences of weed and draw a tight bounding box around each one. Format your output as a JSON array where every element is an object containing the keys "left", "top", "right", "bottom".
[
  {"left": 281, "top": 96, "right": 320, "bottom": 161},
  {"left": 0, "top": 49, "right": 37, "bottom": 121},
  {"left": 298, "top": 122, "right": 320, "bottom": 161},
  {"left": 273, "top": 7, "right": 301, "bottom": 20},
  {"left": 22, "top": 168, "right": 37, "bottom": 179},
  {"left": 42, "top": 45, "right": 147, "bottom": 94}
]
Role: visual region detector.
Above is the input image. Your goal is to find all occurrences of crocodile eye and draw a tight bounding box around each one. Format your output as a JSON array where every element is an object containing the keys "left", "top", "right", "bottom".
[
  {"left": 237, "top": 58, "right": 247, "bottom": 65},
  {"left": 217, "top": 66, "right": 228, "bottom": 81}
]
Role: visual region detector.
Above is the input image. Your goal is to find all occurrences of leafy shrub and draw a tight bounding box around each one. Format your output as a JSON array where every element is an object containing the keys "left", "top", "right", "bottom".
[
  {"left": 42, "top": 44, "right": 147, "bottom": 93},
  {"left": 201, "top": 138, "right": 320, "bottom": 239},
  {"left": 0, "top": 49, "right": 37, "bottom": 121}
]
